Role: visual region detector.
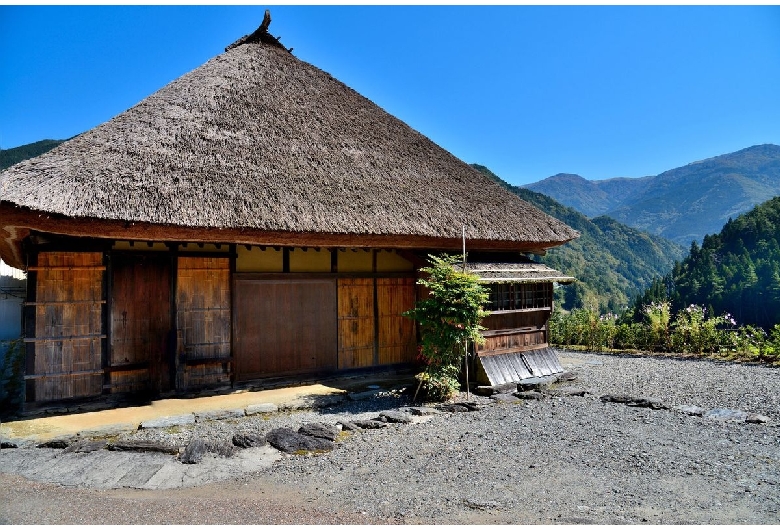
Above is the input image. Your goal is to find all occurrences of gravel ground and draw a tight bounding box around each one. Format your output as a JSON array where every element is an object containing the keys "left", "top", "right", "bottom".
[{"left": 1, "top": 350, "right": 779, "bottom": 524}]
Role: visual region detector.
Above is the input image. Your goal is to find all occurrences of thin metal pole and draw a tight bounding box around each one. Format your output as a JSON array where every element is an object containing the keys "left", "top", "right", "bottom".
[
  {"left": 462, "top": 225, "right": 470, "bottom": 400},
  {"left": 462, "top": 225, "right": 467, "bottom": 272}
]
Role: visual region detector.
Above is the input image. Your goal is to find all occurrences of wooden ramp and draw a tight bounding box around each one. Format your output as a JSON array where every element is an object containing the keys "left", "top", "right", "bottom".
[{"left": 477, "top": 346, "right": 563, "bottom": 386}]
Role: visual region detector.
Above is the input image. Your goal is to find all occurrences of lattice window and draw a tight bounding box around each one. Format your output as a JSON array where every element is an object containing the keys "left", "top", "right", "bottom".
[{"left": 486, "top": 283, "right": 551, "bottom": 311}]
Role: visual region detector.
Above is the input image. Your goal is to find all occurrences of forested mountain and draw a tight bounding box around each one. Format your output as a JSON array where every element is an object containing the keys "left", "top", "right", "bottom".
[
  {"left": 525, "top": 144, "right": 780, "bottom": 247},
  {"left": 633, "top": 196, "right": 780, "bottom": 329},
  {"left": 0, "top": 139, "right": 65, "bottom": 171},
  {"left": 472, "top": 164, "right": 685, "bottom": 312}
]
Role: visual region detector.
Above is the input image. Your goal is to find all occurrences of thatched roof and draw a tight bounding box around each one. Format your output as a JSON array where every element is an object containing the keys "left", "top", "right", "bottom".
[
  {"left": 466, "top": 262, "right": 575, "bottom": 284},
  {"left": 0, "top": 16, "right": 578, "bottom": 266}
]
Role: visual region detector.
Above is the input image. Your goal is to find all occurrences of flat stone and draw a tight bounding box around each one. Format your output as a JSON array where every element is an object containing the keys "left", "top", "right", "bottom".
[
  {"left": 518, "top": 375, "right": 559, "bottom": 390},
  {"left": 409, "top": 406, "right": 440, "bottom": 416},
  {"left": 474, "top": 382, "right": 518, "bottom": 396},
  {"left": 437, "top": 404, "right": 471, "bottom": 412},
  {"left": 557, "top": 371, "right": 577, "bottom": 382},
  {"left": 139, "top": 414, "right": 195, "bottom": 429},
  {"left": 194, "top": 409, "right": 245, "bottom": 422},
  {"left": 77, "top": 425, "right": 132, "bottom": 439},
  {"left": 299, "top": 422, "right": 340, "bottom": 441},
  {"left": 746, "top": 413, "right": 771, "bottom": 424},
  {"left": 514, "top": 390, "right": 545, "bottom": 400},
  {"left": 266, "top": 427, "right": 335, "bottom": 454},
  {"left": 600, "top": 394, "right": 634, "bottom": 404},
  {"left": 337, "top": 420, "right": 361, "bottom": 431},
  {"left": 108, "top": 440, "right": 180, "bottom": 455},
  {"left": 626, "top": 398, "right": 667, "bottom": 410},
  {"left": 352, "top": 419, "right": 387, "bottom": 429},
  {"left": 674, "top": 405, "right": 707, "bottom": 416},
  {"left": 180, "top": 438, "right": 207, "bottom": 464},
  {"left": 63, "top": 440, "right": 107, "bottom": 454},
  {"left": 37, "top": 437, "right": 74, "bottom": 449},
  {"left": 377, "top": 410, "right": 413, "bottom": 423},
  {"left": 245, "top": 403, "right": 278, "bottom": 415},
  {"left": 600, "top": 395, "right": 666, "bottom": 409},
  {"left": 550, "top": 386, "right": 589, "bottom": 397},
  {"left": 437, "top": 402, "right": 481, "bottom": 412},
  {"left": 704, "top": 408, "right": 749, "bottom": 422},
  {"left": 232, "top": 431, "right": 266, "bottom": 448},
  {"left": 278, "top": 399, "right": 310, "bottom": 411},
  {"left": 490, "top": 394, "right": 522, "bottom": 404},
  {"left": 205, "top": 437, "right": 236, "bottom": 457}
]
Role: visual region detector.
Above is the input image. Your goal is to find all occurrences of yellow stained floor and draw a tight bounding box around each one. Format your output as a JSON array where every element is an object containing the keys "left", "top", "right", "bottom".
[{"left": 0, "top": 383, "right": 348, "bottom": 443}]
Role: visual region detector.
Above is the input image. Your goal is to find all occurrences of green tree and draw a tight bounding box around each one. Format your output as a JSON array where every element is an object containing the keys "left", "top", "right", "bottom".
[
  {"left": 631, "top": 196, "right": 780, "bottom": 330},
  {"left": 404, "top": 254, "right": 489, "bottom": 401}
]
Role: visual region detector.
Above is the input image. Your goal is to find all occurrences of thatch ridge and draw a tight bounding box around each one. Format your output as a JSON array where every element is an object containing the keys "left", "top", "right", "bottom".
[
  {"left": 467, "top": 262, "right": 576, "bottom": 284},
  {"left": 0, "top": 32, "right": 578, "bottom": 249}
]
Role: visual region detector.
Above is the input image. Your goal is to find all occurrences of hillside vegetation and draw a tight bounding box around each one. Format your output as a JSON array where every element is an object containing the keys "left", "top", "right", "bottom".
[
  {"left": 0, "top": 139, "right": 65, "bottom": 171},
  {"left": 525, "top": 144, "right": 780, "bottom": 246},
  {"left": 472, "top": 164, "right": 684, "bottom": 312},
  {"left": 633, "top": 195, "right": 780, "bottom": 331}
]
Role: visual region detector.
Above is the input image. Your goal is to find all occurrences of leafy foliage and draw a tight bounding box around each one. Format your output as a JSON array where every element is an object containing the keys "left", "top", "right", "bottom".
[
  {"left": 404, "top": 254, "right": 489, "bottom": 401},
  {"left": 631, "top": 196, "right": 780, "bottom": 330},
  {"left": 472, "top": 164, "right": 684, "bottom": 312},
  {"left": 550, "top": 303, "right": 779, "bottom": 364}
]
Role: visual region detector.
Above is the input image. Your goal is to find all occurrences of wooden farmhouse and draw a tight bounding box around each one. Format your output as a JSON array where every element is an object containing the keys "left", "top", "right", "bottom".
[{"left": 0, "top": 17, "right": 578, "bottom": 409}]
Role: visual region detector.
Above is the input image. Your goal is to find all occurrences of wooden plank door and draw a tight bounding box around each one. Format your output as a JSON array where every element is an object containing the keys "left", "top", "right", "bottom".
[
  {"left": 338, "top": 278, "right": 375, "bottom": 369},
  {"left": 110, "top": 254, "right": 171, "bottom": 394},
  {"left": 28, "top": 252, "right": 105, "bottom": 402},
  {"left": 233, "top": 278, "right": 337, "bottom": 381},
  {"left": 377, "top": 277, "right": 417, "bottom": 364},
  {"left": 176, "top": 256, "right": 231, "bottom": 389}
]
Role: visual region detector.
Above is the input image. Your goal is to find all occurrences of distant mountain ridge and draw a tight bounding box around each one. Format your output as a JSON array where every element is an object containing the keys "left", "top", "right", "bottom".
[
  {"left": 472, "top": 164, "right": 685, "bottom": 312},
  {"left": 525, "top": 144, "right": 780, "bottom": 246}
]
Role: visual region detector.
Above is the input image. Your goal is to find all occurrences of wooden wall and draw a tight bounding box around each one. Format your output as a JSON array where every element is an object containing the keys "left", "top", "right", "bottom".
[
  {"left": 337, "top": 277, "right": 416, "bottom": 369},
  {"left": 26, "top": 252, "right": 105, "bottom": 402},
  {"left": 23, "top": 244, "right": 419, "bottom": 404},
  {"left": 109, "top": 253, "right": 171, "bottom": 394},
  {"left": 233, "top": 277, "right": 338, "bottom": 380},
  {"left": 176, "top": 256, "right": 231, "bottom": 389},
  {"left": 377, "top": 277, "right": 417, "bottom": 365},
  {"left": 338, "top": 278, "right": 375, "bottom": 368},
  {"left": 477, "top": 283, "right": 554, "bottom": 359}
]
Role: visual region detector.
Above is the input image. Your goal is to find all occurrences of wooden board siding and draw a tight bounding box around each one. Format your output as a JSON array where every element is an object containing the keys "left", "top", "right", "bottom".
[
  {"left": 109, "top": 254, "right": 171, "bottom": 394},
  {"left": 377, "top": 277, "right": 417, "bottom": 364},
  {"left": 233, "top": 277, "right": 337, "bottom": 380},
  {"left": 478, "top": 329, "right": 547, "bottom": 357},
  {"left": 477, "top": 308, "right": 550, "bottom": 358},
  {"left": 481, "top": 308, "right": 549, "bottom": 332},
  {"left": 176, "top": 256, "right": 231, "bottom": 389},
  {"left": 27, "top": 252, "right": 104, "bottom": 401},
  {"left": 338, "top": 278, "right": 375, "bottom": 369}
]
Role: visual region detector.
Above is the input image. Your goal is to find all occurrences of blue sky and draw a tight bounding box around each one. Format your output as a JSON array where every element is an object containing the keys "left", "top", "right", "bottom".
[{"left": 1, "top": 5, "right": 779, "bottom": 186}]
